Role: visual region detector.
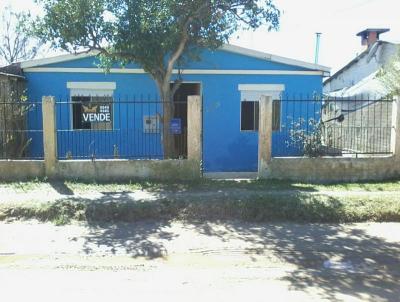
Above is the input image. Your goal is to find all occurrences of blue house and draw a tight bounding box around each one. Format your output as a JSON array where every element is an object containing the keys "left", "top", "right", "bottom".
[{"left": 19, "top": 44, "right": 330, "bottom": 173}]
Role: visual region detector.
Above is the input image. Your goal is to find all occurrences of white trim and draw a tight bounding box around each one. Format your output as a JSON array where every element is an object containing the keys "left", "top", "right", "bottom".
[
  {"left": 70, "top": 89, "right": 114, "bottom": 97},
  {"left": 67, "top": 82, "right": 116, "bottom": 90},
  {"left": 221, "top": 44, "right": 331, "bottom": 72},
  {"left": 238, "top": 84, "right": 285, "bottom": 91},
  {"left": 25, "top": 67, "right": 325, "bottom": 76},
  {"left": 19, "top": 44, "right": 330, "bottom": 73}
]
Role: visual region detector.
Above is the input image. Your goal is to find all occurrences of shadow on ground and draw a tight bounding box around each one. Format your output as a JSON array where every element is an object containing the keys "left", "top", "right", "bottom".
[
  {"left": 55, "top": 179, "right": 322, "bottom": 194},
  {"left": 3, "top": 180, "right": 400, "bottom": 300},
  {"left": 82, "top": 221, "right": 176, "bottom": 259},
  {"left": 79, "top": 219, "right": 400, "bottom": 300},
  {"left": 49, "top": 181, "right": 74, "bottom": 196},
  {"left": 195, "top": 222, "right": 400, "bottom": 301},
  {"left": 64, "top": 186, "right": 400, "bottom": 301}
]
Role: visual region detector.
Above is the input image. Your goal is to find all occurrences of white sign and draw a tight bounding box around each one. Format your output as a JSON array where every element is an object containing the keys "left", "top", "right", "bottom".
[
  {"left": 83, "top": 113, "right": 111, "bottom": 122},
  {"left": 82, "top": 104, "right": 112, "bottom": 123}
]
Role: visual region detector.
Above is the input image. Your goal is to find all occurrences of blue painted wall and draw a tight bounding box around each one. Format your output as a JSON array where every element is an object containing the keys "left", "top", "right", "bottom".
[{"left": 24, "top": 48, "right": 323, "bottom": 172}]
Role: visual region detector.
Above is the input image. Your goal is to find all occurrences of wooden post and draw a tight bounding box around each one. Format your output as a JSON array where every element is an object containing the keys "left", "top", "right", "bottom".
[
  {"left": 42, "top": 96, "right": 57, "bottom": 177},
  {"left": 258, "top": 95, "right": 273, "bottom": 178},
  {"left": 392, "top": 96, "right": 400, "bottom": 157},
  {"left": 187, "top": 95, "right": 202, "bottom": 163}
]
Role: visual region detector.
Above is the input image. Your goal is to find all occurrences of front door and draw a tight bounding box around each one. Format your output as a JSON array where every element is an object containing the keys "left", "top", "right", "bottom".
[{"left": 170, "top": 83, "right": 201, "bottom": 159}]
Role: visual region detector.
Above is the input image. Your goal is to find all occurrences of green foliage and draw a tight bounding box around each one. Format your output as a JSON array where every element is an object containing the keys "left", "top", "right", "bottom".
[
  {"left": 378, "top": 47, "right": 400, "bottom": 96},
  {"left": 0, "top": 84, "right": 33, "bottom": 159},
  {"left": 286, "top": 118, "right": 326, "bottom": 157},
  {"left": 32, "top": 0, "right": 280, "bottom": 87}
]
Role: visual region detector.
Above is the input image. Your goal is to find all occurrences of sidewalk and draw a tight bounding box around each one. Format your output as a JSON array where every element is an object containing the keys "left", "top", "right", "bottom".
[{"left": 0, "top": 220, "right": 399, "bottom": 302}]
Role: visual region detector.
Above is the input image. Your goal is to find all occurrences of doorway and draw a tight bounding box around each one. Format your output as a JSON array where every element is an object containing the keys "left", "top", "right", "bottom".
[{"left": 170, "top": 82, "right": 201, "bottom": 158}]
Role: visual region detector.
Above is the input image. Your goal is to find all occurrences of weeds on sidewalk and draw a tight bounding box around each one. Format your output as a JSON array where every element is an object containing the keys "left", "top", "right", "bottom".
[{"left": 0, "top": 192, "right": 399, "bottom": 225}]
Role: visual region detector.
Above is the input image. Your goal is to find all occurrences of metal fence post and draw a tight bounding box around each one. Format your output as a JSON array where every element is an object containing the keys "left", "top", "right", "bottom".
[
  {"left": 42, "top": 96, "right": 57, "bottom": 178},
  {"left": 258, "top": 95, "right": 273, "bottom": 178},
  {"left": 187, "top": 95, "right": 202, "bottom": 175}
]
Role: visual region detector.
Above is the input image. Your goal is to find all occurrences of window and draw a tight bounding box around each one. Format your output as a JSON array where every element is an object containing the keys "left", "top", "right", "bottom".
[
  {"left": 272, "top": 99, "right": 281, "bottom": 131},
  {"left": 67, "top": 82, "right": 116, "bottom": 130},
  {"left": 238, "top": 84, "right": 285, "bottom": 132},
  {"left": 241, "top": 101, "right": 259, "bottom": 131},
  {"left": 72, "top": 95, "right": 113, "bottom": 130},
  {"left": 240, "top": 99, "right": 281, "bottom": 131}
]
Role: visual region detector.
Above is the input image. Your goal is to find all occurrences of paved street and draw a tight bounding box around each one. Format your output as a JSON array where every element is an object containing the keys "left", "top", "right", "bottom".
[{"left": 0, "top": 221, "right": 399, "bottom": 301}]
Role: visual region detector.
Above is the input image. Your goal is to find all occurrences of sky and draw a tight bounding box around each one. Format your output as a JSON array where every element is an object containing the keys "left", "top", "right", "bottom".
[{"left": 1, "top": 0, "right": 400, "bottom": 73}]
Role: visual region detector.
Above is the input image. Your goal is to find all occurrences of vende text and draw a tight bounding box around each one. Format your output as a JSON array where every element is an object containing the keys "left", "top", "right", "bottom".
[{"left": 83, "top": 113, "right": 111, "bottom": 122}]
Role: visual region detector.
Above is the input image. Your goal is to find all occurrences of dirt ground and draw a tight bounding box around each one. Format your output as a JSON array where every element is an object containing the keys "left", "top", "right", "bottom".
[{"left": 0, "top": 220, "right": 399, "bottom": 302}]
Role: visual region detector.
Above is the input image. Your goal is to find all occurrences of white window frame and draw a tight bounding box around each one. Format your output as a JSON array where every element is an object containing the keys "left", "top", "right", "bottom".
[
  {"left": 68, "top": 82, "right": 116, "bottom": 131},
  {"left": 238, "top": 84, "right": 285, "bottom": 132}
]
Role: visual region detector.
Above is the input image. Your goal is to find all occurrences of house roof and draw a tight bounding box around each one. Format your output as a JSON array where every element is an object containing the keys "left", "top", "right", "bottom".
[
  {"left": 19, "top": 44, "right": 331, "bottom": 73},
  {"left": 0, "top": 72, "right": 25, "bottom": 80},
  {"left": 0, "top": 63, "right": 24, "bottom": 77},
  {"left": 324, "top": 40, "right": 396, "bottom": 85},
  {"left": 356, "top": 28, "right": 390, "bottom": 37},
  {"left": 326, "top": 71, "right": 387, "bottom": 99},
  {"left": 221, "top": 44, "right": 330, "bottom": 72}
]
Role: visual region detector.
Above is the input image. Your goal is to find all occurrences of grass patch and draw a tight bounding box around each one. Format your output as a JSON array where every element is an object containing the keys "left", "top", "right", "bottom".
[
  {"left": 0, "top": 178, "right": 47, "bottom": 192},
  {"left": 1, "top": 193, "right": 399, "bottom": 224},
  {"left": 56, "top": 178, "right": 400, "bottom": 193},
  {"left": 1, "top": 178, "right": 400, "bottom": 224},
  {"left": 3, "top": 178, "right": 400, "bottom": 195}
]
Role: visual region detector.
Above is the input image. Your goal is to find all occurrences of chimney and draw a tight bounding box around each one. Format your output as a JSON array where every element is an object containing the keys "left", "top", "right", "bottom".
[{"left": 356, "top": 28, "right": 390, "bottom": 48}]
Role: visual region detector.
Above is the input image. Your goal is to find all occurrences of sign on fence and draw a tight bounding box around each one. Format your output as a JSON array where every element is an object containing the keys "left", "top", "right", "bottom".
[
  {"left": 82, "top": 104, "right": 112, "bottom": 123},
  {"left": 170, "top": 118, "right": 182, "bottom": 135}
]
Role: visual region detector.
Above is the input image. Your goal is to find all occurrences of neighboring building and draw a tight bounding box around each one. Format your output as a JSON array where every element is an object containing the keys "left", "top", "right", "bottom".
[
  {"left": 324, "top": 28, "right": 397, "bottom": 98},
  {"left": 0, "top": 63, "right": 24, "bottom": 77},
  {"left": 323, "top": 29, "right": 396, "bottom": 155},
  {"left": 12, "top": 44, "right": 330, "bottom": 172}
]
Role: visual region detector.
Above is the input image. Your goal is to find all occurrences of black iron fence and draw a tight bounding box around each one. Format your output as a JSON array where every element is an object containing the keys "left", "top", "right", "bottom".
[
  {"left": 273, "top": 97, "right": 394, "bottom": 157},
  {"left": 55, "top": 97, "right": 188, "bottom": 160},
  {"left": 0, "top": 93, "right": 395, "bottom": 161},
  {"left": 0, "top": 101, "right": 43, "bottom": 159}
]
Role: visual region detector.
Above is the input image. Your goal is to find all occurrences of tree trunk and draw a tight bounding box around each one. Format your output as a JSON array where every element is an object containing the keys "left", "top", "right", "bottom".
[{"left": 159, "top": 84, "right": 175, "bottom": 159}]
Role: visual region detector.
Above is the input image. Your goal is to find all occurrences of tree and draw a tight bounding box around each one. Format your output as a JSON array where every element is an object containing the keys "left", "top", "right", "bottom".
[
  {"left": 33, "top": 0, "right": 280, "bottom": 158},
  {"left": 0, "top": 7, "right": 40, "bottom": 65},
  {"left": 378, "top": 47, "right": 400, "bottom": 96}
]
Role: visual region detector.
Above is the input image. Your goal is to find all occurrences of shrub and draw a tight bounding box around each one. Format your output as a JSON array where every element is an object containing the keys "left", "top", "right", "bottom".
[{"left": 286, "top": 117, "right": 326, "bottom": 157}]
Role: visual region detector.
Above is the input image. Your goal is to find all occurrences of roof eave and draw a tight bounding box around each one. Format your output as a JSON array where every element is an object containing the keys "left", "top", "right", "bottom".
[
  {"left": 0, "top": 72, "right": 26, "bottom": 80},
  {"left": 20, "top": 50, "right": 100, "bottom": 69},
  {"left": 221, "top": 44, "right": 331, "bottom": 72},
  {"left": 323, "top": 46, "right": 372, "bottom": 85},
  {"left": 323, "top": 41, "right": 397, "bottom": 85},
  {"left": 20, "top": 44, "right": 331, "bottom": 73}
]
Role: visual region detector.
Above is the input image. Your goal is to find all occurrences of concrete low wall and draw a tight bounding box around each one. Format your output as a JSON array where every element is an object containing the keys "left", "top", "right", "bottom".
[
  {"left": 263, "top": 156, "right": 400, "bottom": 183},
  {"left": 55, "top": 159, "right": 201, "bottom": 182},
  {"left": 0, "top": 157, "right": 399, "bottom": 183},
  {"left": 0, "top": 160, "right": 45, "bottom": 181},
  {"left": 0, "top": 159, "right": 200, "bottom": 182}
]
